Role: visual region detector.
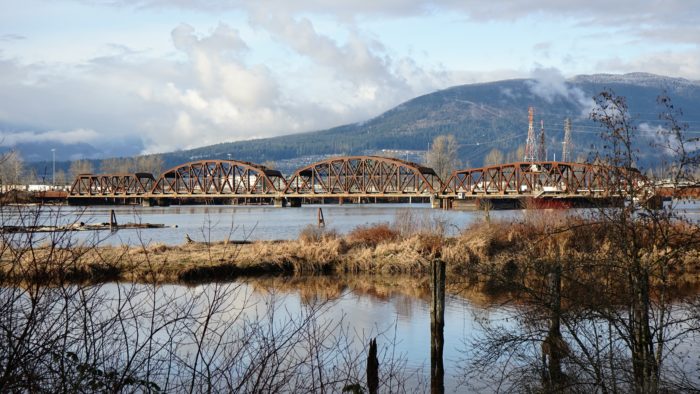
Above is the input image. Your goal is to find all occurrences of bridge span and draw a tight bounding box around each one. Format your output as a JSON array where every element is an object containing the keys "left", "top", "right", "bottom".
[
  {"left": 67, "top": 157, "right": 631, "bottom": 209},
  {"left": 439, "top": 161, "right": 627, "bottom": 209}
]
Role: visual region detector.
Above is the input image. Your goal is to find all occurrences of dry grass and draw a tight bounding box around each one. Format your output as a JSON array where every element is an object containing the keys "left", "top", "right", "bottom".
[
  {"left": 347, "top": 223, "right": 399, "bottom": 247},
  {"left": 2, "top": 216, "right": 699, "bottom": 289}
]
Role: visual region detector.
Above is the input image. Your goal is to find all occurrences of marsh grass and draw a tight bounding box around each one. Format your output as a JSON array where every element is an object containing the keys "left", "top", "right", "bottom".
[{"left": 2, "top": 210, "right": 699, "bottom": 289}]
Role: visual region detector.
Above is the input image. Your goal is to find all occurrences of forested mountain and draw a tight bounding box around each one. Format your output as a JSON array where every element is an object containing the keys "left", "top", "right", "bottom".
[
  {"left": 25, "top": 73, "right": 700, "bottom": 177},
  {"left": 160, "top": 73, "right": 700, "bottom": 173}
]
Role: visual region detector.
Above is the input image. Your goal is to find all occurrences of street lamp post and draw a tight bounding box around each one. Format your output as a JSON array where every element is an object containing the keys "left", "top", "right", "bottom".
[{"left": 51, "top": 148, "right": 56, "bottom": 188}]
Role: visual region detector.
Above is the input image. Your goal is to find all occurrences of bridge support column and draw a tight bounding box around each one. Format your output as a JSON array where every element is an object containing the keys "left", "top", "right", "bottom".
[
  {"left": 273, "top": 197, "right": 287, "bottom": 208},
  {"left": 430, "top": 195, "right": 442, "bottom": 209},
  {"left": 643, "top": 195, "right": 663, "bottom": 210}
]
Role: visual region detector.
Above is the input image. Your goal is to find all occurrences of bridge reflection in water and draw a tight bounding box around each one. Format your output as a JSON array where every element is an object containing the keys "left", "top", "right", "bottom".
[{"left": 67, "top": 156, "right": 632, "bottom": 209}]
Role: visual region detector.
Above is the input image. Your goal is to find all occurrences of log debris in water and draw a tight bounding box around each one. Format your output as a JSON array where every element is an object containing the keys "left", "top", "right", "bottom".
[{"left": 1, "top": 222, "right": 172, "bottom": 233}]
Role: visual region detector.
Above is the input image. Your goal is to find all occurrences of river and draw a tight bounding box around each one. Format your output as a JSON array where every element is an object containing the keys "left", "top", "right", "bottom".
[
  {"left": 2, "top": 203, "right": 515, "bottom": 246},
  {"left": 4, "top": 199, "right": 699, "bottom": 246},
  {"left": 2, "top": 202, "right": 700, "bottom": 391},
  {"left": 50, "top": 275, "right": 698, "bottom": 392}
]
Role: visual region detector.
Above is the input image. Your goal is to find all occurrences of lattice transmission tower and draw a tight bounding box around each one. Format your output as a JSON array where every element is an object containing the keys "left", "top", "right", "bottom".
[
  {"left": 562, "top": 118, "right": 572, "bottom": 162},
  {"left": 523, "top": 107, "right": 537, "bottom": 162},
  {"left": 537, "top": 120, "right": 546, "bottom": 161}
]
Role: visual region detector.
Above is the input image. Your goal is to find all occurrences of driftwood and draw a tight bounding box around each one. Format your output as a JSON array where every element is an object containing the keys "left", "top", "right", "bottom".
[{"left": 1, "top": 222, "right": 169, "bottom": 233}]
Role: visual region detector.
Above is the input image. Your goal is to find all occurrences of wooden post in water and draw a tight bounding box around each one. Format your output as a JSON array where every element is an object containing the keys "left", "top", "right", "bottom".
[
  {"left": 109, "top": 209, "right": 118, "bottom": 231},
  {"left": 431, "top": 257, "right": 446, "bottom": 394},
  {"left": 542, "top": 265, "right": 565, "bottom": 388},
  {"left": 367, "top": 338, "right": 379, "bottom": 394},
  {"left": 317, "top": 207, "right": 325, "bottom": 227}
]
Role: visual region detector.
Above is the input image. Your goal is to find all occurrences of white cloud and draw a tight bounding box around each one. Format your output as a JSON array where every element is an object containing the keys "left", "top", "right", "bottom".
[
  {"left": 0, "top": 34, "right": 26, "bottom": 42},
  {"left": 527, "top": 66, "right": 594, "bottom": 116},
  {"left": 5, "top": 0, "right": 698, "bottom": 159},
  {"left": 1, "top": 20, "right": 445, "bottom": 154},
  {"left": 0, "top": 128, "right": 100, "bottom": 146},
  {"left": 597, "top": 49, "right": 700, "bottom": 81},
  {"left": 84, "top": 1, "right": 700, "bottom": 45}
]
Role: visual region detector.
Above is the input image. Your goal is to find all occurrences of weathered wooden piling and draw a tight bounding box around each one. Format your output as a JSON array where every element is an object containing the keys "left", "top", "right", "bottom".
[
  {"left": 367, "top": 338, "right": 379, "bottom": 394},
  {"left": 317, "top": 207, "right": 325, "bottom": 227},
  {"left": 431, "top": 258, "right": 446, "bottom": 394},
  {"left": 109, "top": 209, "right": 118, "bottom": 231},
  {"left": 542, "top": 265, "right": 565, "bottom": 387}
]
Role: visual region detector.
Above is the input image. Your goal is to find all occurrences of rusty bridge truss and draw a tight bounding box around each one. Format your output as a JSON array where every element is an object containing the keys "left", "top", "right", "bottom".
[
  {"left": 67, "top": 158, "right": 632, "bottom": 207},
  {"left": 69, "top": 173, "right": 156, "bottom": 197},
  {"left": 68, "top": 160, "right": 285, "bottom": 198},
  {"left": 440, "top": 161, "right": 624, "bottom": 197},
  {"left": 284, "top": 156, "right": 441, "bottom": 197},
  {"left": 151, "top": 160, "right": 286, "bottom": 197}
]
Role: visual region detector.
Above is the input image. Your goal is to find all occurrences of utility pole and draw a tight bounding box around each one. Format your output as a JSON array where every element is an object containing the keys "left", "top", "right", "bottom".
[{"left": 51, "top": 148, "right": 56, "bottom": 188}]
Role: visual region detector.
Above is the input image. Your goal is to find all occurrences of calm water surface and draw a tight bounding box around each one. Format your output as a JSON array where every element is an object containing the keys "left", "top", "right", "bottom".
[
  {"left": 100, "top": 276, "right": 510, "bottom": 392},
  {"left": 97, "top": 275, "right": 700, "bottom": 393},
  {"left": 3, "top": 203, "right": 519, "bottom": 245},
  {"left": 3, "top": 200, "right": 699, "bottom": 245}
]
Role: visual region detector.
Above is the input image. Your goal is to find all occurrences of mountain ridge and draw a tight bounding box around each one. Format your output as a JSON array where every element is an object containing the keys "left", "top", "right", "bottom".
[{"left": 23, "top": 72, "right": 700, "bottom": 176}]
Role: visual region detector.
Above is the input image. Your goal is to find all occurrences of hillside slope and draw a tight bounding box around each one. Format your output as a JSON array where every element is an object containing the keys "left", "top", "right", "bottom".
[
  {"left": 161, "top": 73, "right": 700, "bottom": 173},
  {"left": 26, "top": 73, "right": 700, "bottom": 177}
]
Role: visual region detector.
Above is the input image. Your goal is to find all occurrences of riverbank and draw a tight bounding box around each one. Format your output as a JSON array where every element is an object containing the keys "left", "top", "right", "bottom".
[{"left": 2, "top": 213, "right": 699, "bottom": 291}]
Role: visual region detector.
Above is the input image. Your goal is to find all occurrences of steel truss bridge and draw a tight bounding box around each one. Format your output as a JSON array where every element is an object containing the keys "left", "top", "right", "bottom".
[
  {"left": 68, "top": 157, "right": 630, "bottom": 208},
  {"left": 441, "top": 161, "right": 624, "bottom": 197}
]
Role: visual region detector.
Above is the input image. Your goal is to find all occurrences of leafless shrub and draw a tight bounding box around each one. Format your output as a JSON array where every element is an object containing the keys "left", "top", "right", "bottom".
[
  {"left": 299, "top": 224, "right": 339, "bottom": 243},
  {"left": 0, "top": 203, "right": 417, "bottom": 392},
  {"left": 348, "top": 223, "right": 400, "bottom": 247}
]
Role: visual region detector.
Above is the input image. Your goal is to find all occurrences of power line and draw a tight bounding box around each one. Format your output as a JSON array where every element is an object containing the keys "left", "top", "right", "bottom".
[{"left": 457, "top": 132, "right": 528, "bottom": 147}]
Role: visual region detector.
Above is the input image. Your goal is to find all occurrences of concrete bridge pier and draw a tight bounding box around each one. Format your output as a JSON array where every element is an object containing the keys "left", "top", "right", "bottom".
[
  {"left": 142, "top": 198, "right": 171, "bottom": 207},
  {"left": 430, "top": 195, "right": 442, "bottom": 209},
  {"left": 273, "top": 196, "right": 287, "bottom": 208}
]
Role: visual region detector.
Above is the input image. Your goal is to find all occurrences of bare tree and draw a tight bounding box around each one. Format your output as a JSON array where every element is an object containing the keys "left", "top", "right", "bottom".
[
  {"left": 426, "top": 134, "right": 461, "bottom": 181},
  {"left": 462, "top": 91, "right": 700, "bottom": 392},
  {"left": 135, "top": 154, "right": 164, "bottom": 175},
  {"left": 100, "top": 157, "right": 132, "bottom": 173},
  {"left": 0, "top": 150, "right": 24, "bottom": 191},
  {"left": 483, "top": 148, "right": 505, "bottom": 166},
  {"left": 54, "top": 169, "right": 67, "bottom": 187},
  {"left": 0, "top": 203, "right": 418, "bottom": 393},
  {"left": 69, "top": 159, "right": 94, "bottom": 180},
  {"left": 506, "top": 144, "right": 526, "bottom": 163}
]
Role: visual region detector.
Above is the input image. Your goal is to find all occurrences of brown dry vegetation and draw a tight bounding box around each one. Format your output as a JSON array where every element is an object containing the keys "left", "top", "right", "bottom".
[{"left": 1, "top": 214, "right": 699, "bottom": 291}]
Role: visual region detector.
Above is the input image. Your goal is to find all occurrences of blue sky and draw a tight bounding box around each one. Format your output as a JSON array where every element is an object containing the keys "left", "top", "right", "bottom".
[{"left": 1, "top": 0, "right": 698, "bottom": 156}]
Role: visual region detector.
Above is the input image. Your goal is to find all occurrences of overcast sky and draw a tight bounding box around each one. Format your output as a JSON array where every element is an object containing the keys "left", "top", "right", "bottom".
[{"left": 1, "top": 0, "right": 698, "bottom": 156}]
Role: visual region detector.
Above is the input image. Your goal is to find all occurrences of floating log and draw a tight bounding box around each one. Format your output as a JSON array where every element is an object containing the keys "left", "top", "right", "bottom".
[{"left": 1, "top": 222, "right": 171, "bottom": 233}]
